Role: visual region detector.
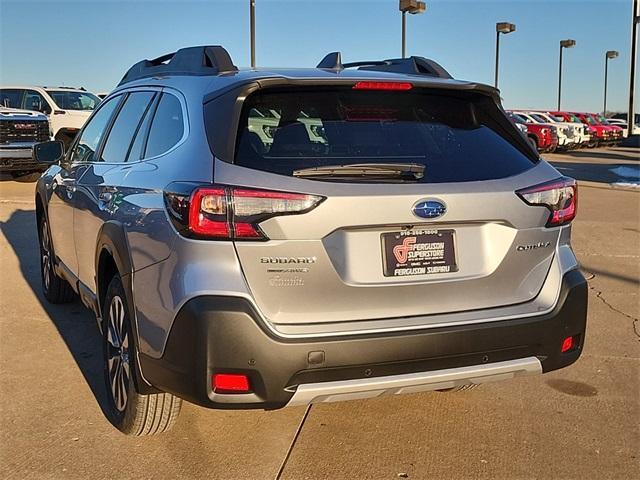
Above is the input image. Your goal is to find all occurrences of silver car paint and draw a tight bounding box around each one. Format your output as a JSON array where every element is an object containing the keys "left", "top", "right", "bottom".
[{"left": 39, "top": 71, "right": 580, "bottom": 363}]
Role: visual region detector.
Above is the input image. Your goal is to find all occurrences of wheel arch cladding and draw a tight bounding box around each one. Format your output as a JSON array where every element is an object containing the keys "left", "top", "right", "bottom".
[
  {"left": 95, "top": 221, "right": 134, "bottom": 314},
  {"left": 96, "top": 221, "right": 158, "bottom": 393}
]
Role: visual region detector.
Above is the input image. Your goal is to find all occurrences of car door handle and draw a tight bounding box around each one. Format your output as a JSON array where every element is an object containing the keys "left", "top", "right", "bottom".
[{"left": 98, "top": 191, "right": 113, "bottom": 203}]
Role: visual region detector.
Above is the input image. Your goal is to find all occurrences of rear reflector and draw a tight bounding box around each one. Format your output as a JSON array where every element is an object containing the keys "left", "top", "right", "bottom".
[
  {"left": 516, "top": 177, "right": 577, "bottom": 227},
  {"left": 561, "top": 336, "right": 574, "bottom": 353},
  {"left": 352, "top": 81, "right": 413, "bottom": 91},
  {"left": 213, "top": 373, "right": 251, "bottom": 393}
]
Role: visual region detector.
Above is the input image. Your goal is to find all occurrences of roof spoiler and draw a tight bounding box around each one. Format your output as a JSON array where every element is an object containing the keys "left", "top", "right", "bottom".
[
  {"left": 316, "top": 51, "right": 453, "bottom": 79},
  {"left": 118, "top": 46, "right": 238, "bottom": 86}
]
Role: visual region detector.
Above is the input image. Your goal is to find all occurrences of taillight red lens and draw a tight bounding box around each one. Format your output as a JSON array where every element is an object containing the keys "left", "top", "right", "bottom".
[
  {"left": 352, "top": 81, "right": 413, "bottom": 91},
  {"left": 213, "top": 373, "right": 251, "bottom": 393},
  {"left": 516, "top": 177, "right": 577, "bottom": 227},
  {"left": 184, "top": 185, "right": 323, "bottom": 240},
  {"left": 189, "top": 187, "right": 229, "bottom": 237}
]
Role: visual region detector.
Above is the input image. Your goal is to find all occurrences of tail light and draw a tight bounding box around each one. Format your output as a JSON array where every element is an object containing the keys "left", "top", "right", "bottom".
[
  {"left": 516, "top": 177, "right": 577, "bottom": 227},
  {"left": 164, "top": 183, "right": 324, "bottom": 240}
]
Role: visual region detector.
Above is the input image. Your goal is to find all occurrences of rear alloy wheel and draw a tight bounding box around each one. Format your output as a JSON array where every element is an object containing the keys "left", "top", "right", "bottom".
[
  {"left": 39, "top": 216, "right": 75, "bottom": 303},
  {"left": 102, "top": 275, "right": 181, "bottom": 435}
]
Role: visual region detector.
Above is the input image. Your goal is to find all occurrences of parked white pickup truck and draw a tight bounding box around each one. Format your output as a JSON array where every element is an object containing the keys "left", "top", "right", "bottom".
[
  {"left": 0, "top": 86, "right": 100, "bottom": 148},
  {"left": 0, "top": 107, "right": 51, "bottom": 177},
  {"left": 532, "top": 111, "right": 591, "bottom": 147},
  {"left": 513, "top": 111, "right": 578, "bottom": 149}
]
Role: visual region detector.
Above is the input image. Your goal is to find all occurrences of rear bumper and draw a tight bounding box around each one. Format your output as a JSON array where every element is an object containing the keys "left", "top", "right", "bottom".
[{"left": 139, "top": 269, "right": 588, "bottom": 410}]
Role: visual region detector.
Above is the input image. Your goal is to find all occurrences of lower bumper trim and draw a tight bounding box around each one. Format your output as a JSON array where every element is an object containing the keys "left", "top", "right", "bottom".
[{"left": 285, "top": 357, "right": 542, "bottom": 407}]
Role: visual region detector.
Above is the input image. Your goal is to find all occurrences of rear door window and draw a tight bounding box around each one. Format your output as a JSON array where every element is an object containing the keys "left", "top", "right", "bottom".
[
  {"left": 144, "top": 93, "right": 184, "bottom": 158},
  {"left": 231, "top": 88, "right": 537, "bottom": 183},
  {"left": 100, "top": 91, "right": 155, "bottom": 163}
]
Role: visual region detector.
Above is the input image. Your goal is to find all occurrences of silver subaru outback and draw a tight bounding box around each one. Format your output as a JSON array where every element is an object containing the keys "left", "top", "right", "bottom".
[{"left": 33, "top": 46, "right": 587, "bottom": 435}]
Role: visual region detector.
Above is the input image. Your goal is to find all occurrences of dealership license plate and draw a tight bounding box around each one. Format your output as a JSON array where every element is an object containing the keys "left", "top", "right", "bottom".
[{"left": 382, "top": 229, "right": 458, "bottom": 277}]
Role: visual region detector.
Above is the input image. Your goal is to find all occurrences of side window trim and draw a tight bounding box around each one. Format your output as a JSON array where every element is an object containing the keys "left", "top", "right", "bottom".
[
  {"left": 94, "top": 92, "right": 130, "bottom": 163},
  {"left": 138, "top": 92, "right": 162, "bottom": 161},
  {"left": 141, "top": 89, "right": 189, "bottom": 161},
  {"left": 123, "top": 92, "right": 158, "bottom": 162}
]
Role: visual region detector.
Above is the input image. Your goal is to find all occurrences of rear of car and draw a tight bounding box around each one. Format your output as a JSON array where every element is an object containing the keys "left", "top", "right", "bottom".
[
  {"left": 142, "top": 76, "right": 587, "bottom": 409},
  {"left": 0, "top": 107, "right": 50, "bottom": 174},
  {"left": 34, "top": 47, "right": 587, "bottom": 435}
]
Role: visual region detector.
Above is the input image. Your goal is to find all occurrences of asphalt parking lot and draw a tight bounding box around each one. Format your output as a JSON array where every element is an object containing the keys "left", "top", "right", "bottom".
[{"left": 0, "top": 147, "right": 638, "bottom": 480}]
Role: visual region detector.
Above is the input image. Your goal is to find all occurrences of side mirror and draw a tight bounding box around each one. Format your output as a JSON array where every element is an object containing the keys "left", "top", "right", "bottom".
[{"left": 34, "top": 141, "right": 64, "bottom": 164}]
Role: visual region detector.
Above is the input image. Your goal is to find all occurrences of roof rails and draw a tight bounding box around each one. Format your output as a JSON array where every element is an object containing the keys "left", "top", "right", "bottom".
[
  {"left": 316, "top": 51, "right": 452, "bottom": 79},
  {"left": 118, "top": 46, "right": 238, "bottom": 86}
]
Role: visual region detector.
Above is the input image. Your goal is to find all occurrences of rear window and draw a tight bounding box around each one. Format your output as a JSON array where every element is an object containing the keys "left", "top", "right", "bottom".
[{"left": 231, "top": 88, "right": 537, "bottom": 183}]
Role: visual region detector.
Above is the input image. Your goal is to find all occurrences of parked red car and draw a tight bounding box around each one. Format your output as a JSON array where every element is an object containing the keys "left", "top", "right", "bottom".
[
  {"left": 507, "top": 111, "right": 558, "bottom": 153},
  {"left": 550, "top": 111, "right": 600, "bottom": 147},
  {"left": 592, "top": 113, "right": 625, "bottom": 141},
  {"left": 553, "top": 111, "right": 621, "bottom": 146}
]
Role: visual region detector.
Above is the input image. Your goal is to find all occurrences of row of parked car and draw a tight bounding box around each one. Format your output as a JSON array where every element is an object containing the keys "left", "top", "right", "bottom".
[
  {"left": 506, "top": 110, "right": 634, "bottom": 153},
  {"left": 0, "top": 84, "right": 637, "bottom": 176}
]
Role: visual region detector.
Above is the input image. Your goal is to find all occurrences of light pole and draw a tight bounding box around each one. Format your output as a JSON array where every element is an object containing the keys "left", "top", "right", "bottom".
[
  {"left": 250, "top": 0, "right": 256, "bottom": 68},
  {"left": 557, "top": 39, "right": 576, "bottom": 111},
  {"left": 494, "top": 22, "right": 516, "bottom": 89},
  {"left": 399, "top": 0, "right": 426, "bottom": 58},
  {"left": 604, "top": 50, "right": 619, "bottom": 116},
  {"left": 628, "top": 0, "right": 639, "bottom": 130}
]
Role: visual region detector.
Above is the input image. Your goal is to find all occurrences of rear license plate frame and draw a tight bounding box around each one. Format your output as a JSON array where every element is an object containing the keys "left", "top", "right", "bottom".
[{"left": 381, "top": 228, "right": 458, "bottom": 277}]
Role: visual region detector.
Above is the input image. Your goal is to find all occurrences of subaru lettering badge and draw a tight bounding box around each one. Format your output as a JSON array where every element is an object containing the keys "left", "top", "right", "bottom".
[{"left": 412, "top": 199, "right": 446, "bottom": 219}]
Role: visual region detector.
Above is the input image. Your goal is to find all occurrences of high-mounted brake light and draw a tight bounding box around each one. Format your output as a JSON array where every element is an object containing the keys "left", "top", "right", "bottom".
[
  {"left": 352, "top": 81, "right": 413, "bottom": 91},
  {"left": 164, "top": 184, "right": 324, "bottom": 241},
  {"left": 516, "top": 177, "right": 577, "bottom": 227}
]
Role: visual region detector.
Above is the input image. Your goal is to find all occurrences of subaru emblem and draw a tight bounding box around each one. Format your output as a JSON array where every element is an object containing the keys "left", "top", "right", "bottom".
[{"left": 412, "top": 199, "right": 446, "bottom": 219}]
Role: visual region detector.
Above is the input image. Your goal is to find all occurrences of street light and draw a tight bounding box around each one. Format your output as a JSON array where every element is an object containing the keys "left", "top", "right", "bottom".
[
  {"left": 557, "top": 39, "right": 576, "bottom": 110},
  {"left": 250, "top": 0, "right": 256, "bottom": 68},
  {"left": 399, "top": 0, "right": 426, "bottom": 58},
  {"left": 604, "top": 50, "right": 619, "bottom": 115},
  {"left": 494, "top": 22, "right": 516, "bottom": 88},
  {"left": 627, "top": 0, "right": 639, "bottom": 132}
]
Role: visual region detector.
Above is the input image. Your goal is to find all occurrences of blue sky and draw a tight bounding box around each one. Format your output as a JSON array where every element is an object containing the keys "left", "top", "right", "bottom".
[{"left": 0, "top": 0, "right": 636, "bottom": 113}]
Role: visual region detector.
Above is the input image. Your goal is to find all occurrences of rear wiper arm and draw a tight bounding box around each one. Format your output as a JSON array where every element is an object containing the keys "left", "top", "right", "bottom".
[{"left": 293, "top": 163, "right": 425, "bottom": 179}]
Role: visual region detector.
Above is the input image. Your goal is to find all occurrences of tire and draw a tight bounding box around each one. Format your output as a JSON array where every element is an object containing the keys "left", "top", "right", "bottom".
[
  {"left": 39, "top": 215, "right": 75, "bottom": 304},
  {"left": 102, "top": 275, "right": 182, "bottom": 435},
  {"left": 527, "top": 136, "right": 538, "bottom": 152}
]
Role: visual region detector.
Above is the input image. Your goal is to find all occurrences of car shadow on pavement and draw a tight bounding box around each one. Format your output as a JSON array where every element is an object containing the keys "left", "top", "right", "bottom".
[
  {"left": 0, "top": 208, "right": 113, "bottom": 419},
  {"left": 549, "top": 161, "right": 639, "bottom": 185}
]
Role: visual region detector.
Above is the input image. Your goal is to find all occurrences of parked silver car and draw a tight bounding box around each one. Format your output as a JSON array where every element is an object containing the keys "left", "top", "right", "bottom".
[{"left": 33, "top": 46, "right": 587, "bottom": 436}]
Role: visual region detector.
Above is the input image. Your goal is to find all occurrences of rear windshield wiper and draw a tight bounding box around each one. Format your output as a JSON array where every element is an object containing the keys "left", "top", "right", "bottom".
[{"left": 293, "top": 163, "right": 425, "bottom": 180}]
